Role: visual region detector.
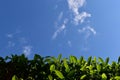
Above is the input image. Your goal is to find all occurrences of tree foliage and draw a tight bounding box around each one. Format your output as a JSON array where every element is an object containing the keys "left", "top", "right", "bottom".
[{"left": 0, "top": 54, "right": 120, "bottom": 80}]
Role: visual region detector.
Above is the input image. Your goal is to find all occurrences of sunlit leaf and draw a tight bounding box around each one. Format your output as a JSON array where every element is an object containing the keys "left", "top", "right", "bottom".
[
  {"left": 80, "top": 75, "right": 86, "bottom": 80},
  {"left": 115, "top": 76, "right": 120, "bottom": 80},
  {"left": 50, "top": 64, "right": 55, "bottom": 72},
  {"left": 12, "top": 75, "right": 19, "bottom": 80},
  {"left": 54, "top": 70, "right": 64, "bottom": 79},
  {"left": 63, "top": 58, "right": 70, "bottom": 72},
  {"left": 48, "top": 75, "right": 53, "bottom": 80},
  {"left": 102, "top": 73, "right": 107, "bottom": 80},
  {"left": 97, "top": 64, "right": 101, "bottom": 72}
]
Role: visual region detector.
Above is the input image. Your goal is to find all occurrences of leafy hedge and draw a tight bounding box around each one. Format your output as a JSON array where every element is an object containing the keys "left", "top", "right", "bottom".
[{"left": 0, "top": 54, "right": 120, "bottom": 80}]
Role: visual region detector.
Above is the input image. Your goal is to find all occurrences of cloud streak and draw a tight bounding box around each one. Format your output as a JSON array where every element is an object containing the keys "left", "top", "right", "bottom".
[
  {"left": 52, "top": 19, "right": 68, "bottom": 39},
  {"left": 58, "top": 12, "right": 63, "bottom": 21},
  {"left": 68, "top": 40, "right": 72, "bottom": 47},
  {"left": 78, "top": 26, "right": 96, "bottom": 39}
]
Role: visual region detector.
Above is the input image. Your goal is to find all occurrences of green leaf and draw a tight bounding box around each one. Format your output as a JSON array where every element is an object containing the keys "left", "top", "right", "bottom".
[
  {"left": 72, "top": 56, "right": 77, "bottom": 63},
  {"left": 102, "top": 73, "right": 107, "bottom": 80},
  {"left": 51, "top": 57, "right": 57, "bottom": 62},
  {"left": 118, "top": 56, "right": 120, "bottom": 64},
  {"left": 97, "top": 64, "right": 101, "bottom": 72},
  {"left": 105, "top": 57, "right": 109, "bottom": 65},
  {"left": 12, "top": 75, "right": 19, "bottom": 80},
  {"left": 80, "top": 75, "right": 87, "bottom": 80},
  {"left": 54, "top": 70, "right": 64, "bottom": 79},
  {"left": 80, "top": 63, "right": 87, "bottom": 71},
  {"left": 57, "top": 54, "right": 62, "bottom": 62},
  {"left": 98, "top": 57, "right": 104, "bottom": 63},
  {"left": 87, "top": 56, "right": 92, "bottom": 65},
  {"left": 48, "top": 75, "right": 53, "bottom": 80},
  {"left": 79, "top": 56, "right": 83, "bottom": 63},
  {"left": 93, "top": 57, "right": 96, "bottom": 62},
  {"left": 63, "top": 58, "right": 70, "bottom": 72},
  {"left": 44, "top": 58, "right": 52, "bottom": 63},
  {"left": 67, "top": 70, "right": 76, "bottom": 77},
  {"left": 50, "top": 64, "right": 55, "bottom": 72},
  {"left": 69, "top": 56, "right": 77, "bottom": 63},
  {"left": 115, "top": 76, "right": 120, "bottom": 80},
  {"left": 86, "top": 65, "right": 93, "bottom": 70}
]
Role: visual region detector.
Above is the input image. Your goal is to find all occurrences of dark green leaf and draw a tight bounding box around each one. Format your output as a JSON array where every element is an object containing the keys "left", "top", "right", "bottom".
[{"left": 105, "top": 57, "right": 109, "bottom": 65}]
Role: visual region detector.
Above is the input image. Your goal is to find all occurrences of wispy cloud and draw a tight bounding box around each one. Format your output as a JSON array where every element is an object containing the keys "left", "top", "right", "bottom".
[
  {"left": 67, "top": 0, "right": 91, "bottom": 25},
  {"left": 7, "top": 41, "right": 15, "bottom": 47},
  {"left": 58, "top": 12, "right": 63, "bottom": 21},
  {"left": 19, "top": 37, "right": 28, "bottom": 44},
  {"left": 52, "top": 19, "right": 68, "bottom": 39},
  {"left": 5, "top": 28, "right": 33, "bottom": 56},
  {"left": 78, "top": 26, "right": 96, "bottom": 39},
  {"left": 67, "top": 40, "right": 72, "bottom": 47},
  {"left": 23, "top": 46, "right": 32, "bottom": 56},
  {"left": 53, "top": 0, "right": 96, "bottom": 49},
  {"left": 6, "top": 34, "right": 13, "bottom": 38}
]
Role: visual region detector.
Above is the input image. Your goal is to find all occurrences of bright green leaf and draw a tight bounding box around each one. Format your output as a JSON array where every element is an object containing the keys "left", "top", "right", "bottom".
[
  {"left": 102, "top": 73, "right": 107, "bottom": 80},
  {"left": 12, "top": 75, "right": 18, "bottom": 80},
  {"left": 97, "top": 64, "right": 101, "bottom": 72},
  {"left": 63, "top": 58, "right": 70, "bottom": 72},
  {"left": 54, "top": 70, "right": 64, "bottom": 79},
  {"left": 115, "top": 76, "right": 120, "bottom": 80},
  {"left": 50, "top": 64, "right": 55, "bottom": 72},
  {"left": 80, "top": 75, "right": 87, "bottom": 80}
]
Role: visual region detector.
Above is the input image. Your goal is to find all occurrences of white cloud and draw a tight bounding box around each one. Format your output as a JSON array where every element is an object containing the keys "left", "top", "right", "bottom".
[
  {"left": 6, "top": 34, "right": 13, "bottom": 38},
  {"left": 78, "top": 26, "right": 96, "bottom": 39},
  {"left": 23, "top": 46, "right": 32, "bottom": 56},
  {"left": 67, "top": 40, "right": 72, "bottom": 47},
  {"left": 58, "top": 12, "right": 63, "bottom": 21},
  {"left": 52, "top": 19, "right": 68, "bottom": 39},
  {"left": 67, "top": 0, "right": 91, "bottom": 25},
  {"left": 67, "top": 0, "right": 86, "bottom": 14},
  {"left": 74, "top": 12, "right": 91, "bottom": 25}
]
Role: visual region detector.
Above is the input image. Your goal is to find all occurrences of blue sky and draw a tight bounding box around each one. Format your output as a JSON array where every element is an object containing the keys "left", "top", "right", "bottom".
[{"left": 0, "top": 0, "right": 120, "bottom": 61}]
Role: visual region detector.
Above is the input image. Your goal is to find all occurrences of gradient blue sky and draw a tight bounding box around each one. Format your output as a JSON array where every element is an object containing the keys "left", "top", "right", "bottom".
[{"left": 0, "top": 0, "right": 120, "bottom": 61}]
